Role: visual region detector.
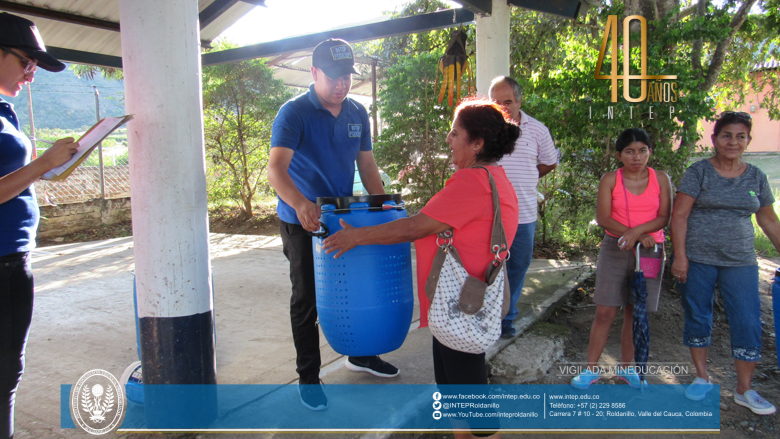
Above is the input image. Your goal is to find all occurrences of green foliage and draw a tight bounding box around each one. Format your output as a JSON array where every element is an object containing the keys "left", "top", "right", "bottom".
[
  {"left": 509, "top": 1, "right": 778, "bottom": 250},
  {"left": 71, "top": 64, "right": 124, "bottom": 81},
  {"left": 369, "top": 0, "right": 457, "bottom": 64},
  {"left": 202, "top": 40, "right": 294, "bottom": 216},
  {"left": 374, "top": 51, "right": 454, "bottom": 207},
  {"left": 358, "top": 0, "right": 475, "bottom": 207}
]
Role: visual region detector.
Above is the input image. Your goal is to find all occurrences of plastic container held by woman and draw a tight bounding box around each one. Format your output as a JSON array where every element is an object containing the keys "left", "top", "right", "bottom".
[
  {"left": 311, "top": 194, "right": 414, "bottom": 356},
  {"left": 773, "top": 268, "right": 780, "bottom": 369}
]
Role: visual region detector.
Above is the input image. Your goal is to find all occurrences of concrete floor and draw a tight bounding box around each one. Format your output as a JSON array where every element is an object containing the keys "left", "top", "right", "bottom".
[{"left": 14, "top": 234, "right": 589, "bottom": 438}]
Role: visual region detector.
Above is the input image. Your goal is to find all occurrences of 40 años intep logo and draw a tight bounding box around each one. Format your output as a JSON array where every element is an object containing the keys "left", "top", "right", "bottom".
[
  {"left": 70, "top": 369, "right": 126, "bottom": 435},
  {"left": 595, "top": 15, "right": 677, "bottom": 103}
]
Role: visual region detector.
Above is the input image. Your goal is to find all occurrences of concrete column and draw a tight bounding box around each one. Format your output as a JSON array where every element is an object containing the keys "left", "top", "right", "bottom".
[
  {"left": 476, "top": 0, "right": 511, "bottom": 97},
  {"left": 118, "top": 0, "right": 215, "bottom": 391}
]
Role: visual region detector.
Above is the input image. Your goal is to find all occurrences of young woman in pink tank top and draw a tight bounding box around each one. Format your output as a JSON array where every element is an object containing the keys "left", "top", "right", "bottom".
[{"left": 571, "top": 128, "right": 673, "bottom": 390}]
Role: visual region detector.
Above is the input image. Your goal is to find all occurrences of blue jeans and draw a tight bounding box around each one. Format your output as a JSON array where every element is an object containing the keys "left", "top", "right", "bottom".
[
  {"left": 678, "top": 261, "right": 762, "bottom": 361},
  {"left": 0, "top": 252, "right": 33, "bottom": 439},
  {"left": 503, "top": 222, "right": 536, "bottom": 323}
]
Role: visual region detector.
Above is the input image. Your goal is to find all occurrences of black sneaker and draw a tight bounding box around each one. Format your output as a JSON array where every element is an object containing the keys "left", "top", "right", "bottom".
[
  {"left": 298, "top": 380, "right": 328, "bottom": 411},
  {"left": 345, "top": 356, "right": 400, "bottom": 378},
  {"left": 501, "top": 320, "right": 516, "bottom": 339}
]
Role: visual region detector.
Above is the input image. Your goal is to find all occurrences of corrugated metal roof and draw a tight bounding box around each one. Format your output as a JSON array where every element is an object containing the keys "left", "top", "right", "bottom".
[
  {"left": 0, "top": 1, "right": 377, "bottom": 95},
  {"left": 0, "top": 0, "right": 254, "bottom": 56},
  {"left": 267, "top": 51, "right": 376, "bottom": 97}
]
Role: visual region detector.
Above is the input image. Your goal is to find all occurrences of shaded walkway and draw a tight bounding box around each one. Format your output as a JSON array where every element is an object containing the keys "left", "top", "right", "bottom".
[{"left": 17, "top": 234, "right": 590, "bottom": 438}]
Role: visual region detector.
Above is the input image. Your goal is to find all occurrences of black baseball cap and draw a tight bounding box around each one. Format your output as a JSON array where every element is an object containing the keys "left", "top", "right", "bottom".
[
  {"left": 0, "top": 12, "right": 66, "bottom": 72},
  {"left": 312, "top": 38, "right": 359, "bottom": 78}
]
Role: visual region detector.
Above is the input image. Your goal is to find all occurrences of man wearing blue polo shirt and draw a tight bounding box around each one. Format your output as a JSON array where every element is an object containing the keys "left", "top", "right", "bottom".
[{"left": 268, "top": 39, "right": 399, "bottom": 411}]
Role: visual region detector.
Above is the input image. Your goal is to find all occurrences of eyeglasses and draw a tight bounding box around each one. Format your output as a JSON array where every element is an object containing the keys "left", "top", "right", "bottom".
[
  {"left": 720, "top": 111, "right": 751, "bottom": 120},
  {"left": 1, "top": 46, "right": 37, "bottom": 75}
]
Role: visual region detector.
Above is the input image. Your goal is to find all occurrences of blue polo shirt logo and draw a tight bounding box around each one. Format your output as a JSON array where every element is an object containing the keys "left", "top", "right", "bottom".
[
  {"left": 348, "top": 124, "right": 362, "bottom": 138},
  {"left": 331, "top": 46, "right": 352, "bottom": 61}
]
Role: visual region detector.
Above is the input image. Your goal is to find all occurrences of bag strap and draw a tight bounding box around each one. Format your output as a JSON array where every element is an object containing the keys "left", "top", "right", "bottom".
[
  {"left": 483, "top": 167, "right": 508, "bottom": 257},
  {"left": 621, "top": 168, "right": 632, "bottom": 228},
  {"left": 434, "top": 166, "right": 506, "bottom": 249},
  {"left": 425, "top": 166, "right": 509, "bottom": 301},
  {"left": 474, "top": 166, "right": 508, "bottom": 284}
]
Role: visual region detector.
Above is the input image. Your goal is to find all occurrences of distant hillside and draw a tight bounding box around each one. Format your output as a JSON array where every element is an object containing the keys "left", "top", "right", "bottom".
[{"left": 5, "top": 65, "right": 126, "bottom": 131}]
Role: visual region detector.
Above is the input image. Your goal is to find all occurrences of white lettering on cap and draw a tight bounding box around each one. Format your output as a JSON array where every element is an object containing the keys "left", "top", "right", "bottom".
[{"left": 330, "top": 45, "right": 352, "bottom": 61}]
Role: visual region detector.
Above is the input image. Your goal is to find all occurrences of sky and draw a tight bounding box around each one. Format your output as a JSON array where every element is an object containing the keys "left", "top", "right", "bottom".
[{"left": 219, "top": 0, "right": 460, "bottom": 46}]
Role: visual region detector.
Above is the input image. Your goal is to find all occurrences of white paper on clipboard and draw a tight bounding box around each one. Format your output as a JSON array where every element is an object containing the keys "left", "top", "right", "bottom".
[{"left": 41, "top": 115, "right": 133, "bottom": 181}]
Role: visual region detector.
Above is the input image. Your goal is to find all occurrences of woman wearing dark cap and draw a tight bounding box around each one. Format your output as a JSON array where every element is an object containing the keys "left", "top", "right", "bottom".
[
  {"left": 671, "top": 111, "right": 780, "bottom": 415},
  {"left": 0, "top": 12, "right": 79, "bottom": 438},
  {"left": 323, "top": 98, "right": 520, "bottom": 438}
]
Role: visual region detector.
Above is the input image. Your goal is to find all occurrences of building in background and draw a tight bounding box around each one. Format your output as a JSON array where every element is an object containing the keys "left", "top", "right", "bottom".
[{"left": 699, "top": 62, "right": 780, "bottom": 153}]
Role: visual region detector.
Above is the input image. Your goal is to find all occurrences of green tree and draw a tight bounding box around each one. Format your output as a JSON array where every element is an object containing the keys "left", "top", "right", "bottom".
[
  {"left": 508, "top": 0, "right": 779, "bottom": 247},
  {"left": 71, "top": 64, "right": 123, "bottom": 80},
  {"left": 374, "top": 51, "right": 453, "bottom": 206},
  {"left": 202, "top": 42, "right": 293, "bottom": 216},
  {"left": 360, "top": 0, "right": 474, "bottom": 207}
]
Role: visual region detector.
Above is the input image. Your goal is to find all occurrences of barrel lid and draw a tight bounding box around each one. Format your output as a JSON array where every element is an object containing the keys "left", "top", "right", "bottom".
[{"left": 317, "top": 193, "right": 403, "bottom": 209}]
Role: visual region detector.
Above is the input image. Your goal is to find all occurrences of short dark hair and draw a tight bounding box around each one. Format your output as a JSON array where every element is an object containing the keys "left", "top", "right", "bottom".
[
  {"left": 615, "top": 128, "right": 652, "bottom": 153},
  {"left": 454, "top": 98, "right": 521, "bottom": 162},
  {"left": 713, "top": 111, "right": 752, "bottom": 137},
  {"left": 489, "top": 76, "right": 522, "bottom": 102}
]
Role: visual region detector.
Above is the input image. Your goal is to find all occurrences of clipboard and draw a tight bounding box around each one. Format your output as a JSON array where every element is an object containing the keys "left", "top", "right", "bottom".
[{"left": 41, "top": 114, "right": 134, "bottom": 181}]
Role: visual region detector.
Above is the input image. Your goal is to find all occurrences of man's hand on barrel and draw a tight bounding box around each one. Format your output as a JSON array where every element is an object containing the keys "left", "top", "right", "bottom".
[
  {"left": 322, "top": 219, "right": 358, "bottom": 259},
  {"left": 296, "top": 199, "right": 322, "bottom": 232}
]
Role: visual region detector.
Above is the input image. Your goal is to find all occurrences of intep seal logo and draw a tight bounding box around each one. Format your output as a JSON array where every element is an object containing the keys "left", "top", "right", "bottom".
[{"left": 70, "top": 369, "right": 126, "bottom": 435}]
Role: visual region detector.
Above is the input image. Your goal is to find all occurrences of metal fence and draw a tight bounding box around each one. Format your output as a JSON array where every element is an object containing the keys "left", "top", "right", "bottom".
[{"left": 6, "top": 69, "right": 128, "bottom": 205}]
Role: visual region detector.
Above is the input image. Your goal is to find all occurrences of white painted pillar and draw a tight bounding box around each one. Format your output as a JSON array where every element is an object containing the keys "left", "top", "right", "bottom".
[
  {"left": 476, "top": 0, "right": 511, "bottom": 97},
  {"left": 118, "top": 0, "right": 215, "bottom": 386}
]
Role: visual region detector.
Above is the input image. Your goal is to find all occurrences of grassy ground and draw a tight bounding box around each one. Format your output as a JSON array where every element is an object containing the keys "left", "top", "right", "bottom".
[
  {"left": 743, "top": 153, "right": 780, "bottom": 257},
  {"left": 743, "top": 153, "right": 780, "bottom": 193}
]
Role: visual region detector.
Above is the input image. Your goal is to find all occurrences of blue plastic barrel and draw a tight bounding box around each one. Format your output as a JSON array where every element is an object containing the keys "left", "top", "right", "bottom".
[{"left": 312, "top": 194, "right": 414, "bottom": 356}]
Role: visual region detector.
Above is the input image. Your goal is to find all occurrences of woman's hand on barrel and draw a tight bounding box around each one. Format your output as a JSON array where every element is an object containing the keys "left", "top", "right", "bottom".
[{"left": 322, "top": 219, "right": 358, "bottom": 258}]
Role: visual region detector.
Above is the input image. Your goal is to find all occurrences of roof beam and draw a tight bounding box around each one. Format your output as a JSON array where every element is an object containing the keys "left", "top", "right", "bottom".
[
  {"left": 456, "top": 0, "right": 492, "bottom": 15},
  {"left": 265, "top": 54, "right": 294, "bottom": 66},
  {"left": 0, "top": 0, "right": 119, "bottom": 32},
  {"left": 508, "top": 0, "right": 585, "bottom": 19},
  {"left": 199, "top": 0, "right": 267, "bottom": 30},
  {"left": 199, "top": 0, "right": 240, "bottom": 29},
  {"left": 47, "top": 46, "right": 123, "bottom": 69},
  {"left": 202, "top": 8, "right": 475, "bottom": 66}
]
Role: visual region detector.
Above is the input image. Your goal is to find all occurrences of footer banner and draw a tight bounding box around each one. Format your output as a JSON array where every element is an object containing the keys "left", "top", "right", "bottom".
[{"left": 61, "top": 384, "right": 720, "bottom": 432}]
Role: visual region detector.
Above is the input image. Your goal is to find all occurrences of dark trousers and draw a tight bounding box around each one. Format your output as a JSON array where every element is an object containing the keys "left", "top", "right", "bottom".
[
  {"left": 431, "top": 336, "right": 487, "bottom": 385},
  {"left": 0, "top": 252, "right": 34, "bottom": 439},
  {"left": 280, "top": 221, "right": 321, "bottom": 383},
  {"left": 432, "top": 336, "right": 497, "bottom": 436}
]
